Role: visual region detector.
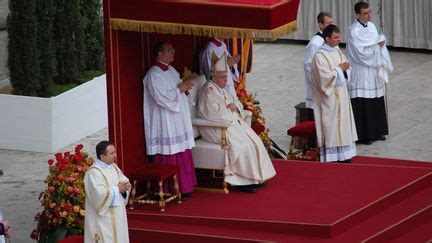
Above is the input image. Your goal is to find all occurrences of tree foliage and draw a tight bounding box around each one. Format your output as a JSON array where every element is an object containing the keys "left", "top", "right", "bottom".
[
  {"left": 8, "top": 0, "right": 104, "bottom": 96},
  {"left": 7, "top": 0, "right": 41, "bottom": 96}
]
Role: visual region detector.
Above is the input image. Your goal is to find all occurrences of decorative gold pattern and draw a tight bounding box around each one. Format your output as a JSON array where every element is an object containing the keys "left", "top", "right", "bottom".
[
  {"left": 110, "top": 18, "right": 297, "bottom": 41},
  {"left": 128, "top": 180, "right": 137, "bottom": 210},
  {"left": 109, "top": 207, "right": 118, "bottom": 243},
  {"left": 334, "top": 88, "right": 342, "bottom": 145},
  {"left": 221, "top": 127, "right": 228, "bottom": 149}
]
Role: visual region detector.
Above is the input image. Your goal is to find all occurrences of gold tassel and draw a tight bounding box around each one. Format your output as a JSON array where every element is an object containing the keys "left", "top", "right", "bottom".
[{"left": 110, "top": 18, "right": 297, "bottom": 41}]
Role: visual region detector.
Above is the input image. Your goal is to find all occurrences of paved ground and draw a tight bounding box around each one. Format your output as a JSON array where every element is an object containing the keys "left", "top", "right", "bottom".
[{"left": 1, "top": 42, "right": 431, "bottom": 242}]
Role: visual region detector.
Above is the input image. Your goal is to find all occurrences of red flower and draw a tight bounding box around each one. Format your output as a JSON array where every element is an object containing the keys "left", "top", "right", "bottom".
[
  {"left": 64, "top": 151, "right": 71, "bottom": 157},
  {"left": 48, "top": 187, "right": 55, "bottom": 193},
  {"left": 63, "top": 204, "right": 71, "bottom": 212},
  {"left": 57, "top": 162, "right": 65, "bottom": 171},
  {"left": 66, "top": 177, "right": 76, "bottom": 184},
  {"left": 74, "top": 154, "right": 83, "bottom": 163},
  {"left": 75, "top": 144, "right": 84, "bottom": 153},
  {"left": 251, "top": 123, "right": 265, "bottom": 135},
  {"left": 57, "top": 175, "right": 64, "bottom": 181},
  {"left": 66, "top": 186, "right": 74, "bottom": 194},
  {"left": 55, "top": 153, "right": 62, "bottom": 161},
  {"left": 48, "top": 159, "right": 54, "bottom": 166},
  {"left": 76, "top": 166, "right": 83, "bottom": 173},
  {"left": 74, "top": 187, "right": 81, "bottom": 195}
]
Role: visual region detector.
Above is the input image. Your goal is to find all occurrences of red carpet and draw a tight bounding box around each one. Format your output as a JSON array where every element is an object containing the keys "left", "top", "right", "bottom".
[{"left": 128, "top": 157, "right": 432, "bottom": 242}]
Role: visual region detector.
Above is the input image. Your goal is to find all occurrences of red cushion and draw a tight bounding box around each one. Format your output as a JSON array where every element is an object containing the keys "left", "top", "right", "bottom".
[
  {"left": 287, "top": 121, "right": 316, "bottom": 137},
  {"left": 58, "top": 235, "right": 83, "bottom": 243},
  {"left": 128, "top": 163, "right": 179, "bottom": 180}
]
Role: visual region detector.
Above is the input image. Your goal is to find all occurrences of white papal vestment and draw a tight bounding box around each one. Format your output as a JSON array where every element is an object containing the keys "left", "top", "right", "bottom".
[{"left": 197, "top": 80, "right": 276, "bottom": 185}]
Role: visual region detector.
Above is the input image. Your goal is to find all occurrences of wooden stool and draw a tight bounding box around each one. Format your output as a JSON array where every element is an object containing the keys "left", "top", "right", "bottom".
[{"left": 128, "top": 163, "right": 182, "bottom": 212}]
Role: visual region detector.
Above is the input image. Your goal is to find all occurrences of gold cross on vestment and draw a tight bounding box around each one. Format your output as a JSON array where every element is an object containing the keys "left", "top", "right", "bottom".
[{"left": 93, "top": 233, "right": 100, "bottom": 243}]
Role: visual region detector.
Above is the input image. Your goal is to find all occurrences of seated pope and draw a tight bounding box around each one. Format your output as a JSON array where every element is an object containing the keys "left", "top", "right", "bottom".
[{"left": 197, "top": 53, "right": 276, "bottom": 193}]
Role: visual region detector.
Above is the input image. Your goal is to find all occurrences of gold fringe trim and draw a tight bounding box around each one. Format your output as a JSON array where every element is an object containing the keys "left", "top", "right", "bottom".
[{"left": 110, "top": 18, "right": 297, "bottom": 41}]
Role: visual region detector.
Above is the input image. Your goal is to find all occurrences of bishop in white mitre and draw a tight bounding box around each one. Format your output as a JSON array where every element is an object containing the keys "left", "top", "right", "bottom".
[
  {"left": 198, "top": 53, "right": 276, "bottom": 192},
  {"left": 311, "top": 25, "right": 358, "bottom": 163},
  {"left": 84, "top": 141, "right": 130, "bottom": 243},
  {"left": 199, "top": 37, "right": 240, "bottom": 98}
]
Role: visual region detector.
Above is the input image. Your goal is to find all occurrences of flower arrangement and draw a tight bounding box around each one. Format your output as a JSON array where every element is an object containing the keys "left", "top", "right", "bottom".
[
  {"left": 31, "top": 144, "right": 94, "bottom": 241},
  {"left": 236, "top": 83, "right": 271, "bottom": 150}
]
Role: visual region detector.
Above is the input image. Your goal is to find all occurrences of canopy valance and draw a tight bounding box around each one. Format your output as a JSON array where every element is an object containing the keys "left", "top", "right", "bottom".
[{"left": 108, "top": 0, "right": 300, "bottom": 40}]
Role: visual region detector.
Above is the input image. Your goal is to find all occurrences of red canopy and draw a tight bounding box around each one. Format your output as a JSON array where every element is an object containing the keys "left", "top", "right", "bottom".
[
  {"left": 103, "top": 0, "right": 299, "bottom": 173},
  {"left": 108, "top": 0, "right": 300, "bottom": 41}
]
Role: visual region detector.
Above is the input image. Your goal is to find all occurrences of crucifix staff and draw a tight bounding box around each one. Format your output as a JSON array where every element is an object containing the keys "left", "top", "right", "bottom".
[{"left": 377, "top": 0, "right": 391, "bottom": 143}]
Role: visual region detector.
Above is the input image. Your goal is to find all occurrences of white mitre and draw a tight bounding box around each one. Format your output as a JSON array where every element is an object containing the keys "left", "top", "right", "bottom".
[{"left": 210, "top": 52, "right": 228, "bottom": 75}]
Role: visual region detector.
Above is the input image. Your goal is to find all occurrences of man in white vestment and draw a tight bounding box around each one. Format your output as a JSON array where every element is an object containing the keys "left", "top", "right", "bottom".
[
  {"left": 143, "top": 42, "right": 196, "bottom": 198},
  {"left": 303, "top": 12, "right": 334, "bottom": 119},
  {"left": 199, "top": 37, "right": 241, "bottom": 98},
  {"left": 84, "top": 141, "right": 131, "bottom": 243},
  {"left": 311, "top": 25, "right": 358, "bottom": 163},
  {"left": 346, "top": 2, "right": 393, "bottom": 145},
  {"left": 198, "top": 53, "right": 276, "bottom": 193}
]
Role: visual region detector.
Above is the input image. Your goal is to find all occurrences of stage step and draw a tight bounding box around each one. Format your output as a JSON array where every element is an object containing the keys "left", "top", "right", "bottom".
[
  {"left": 128, "top": 219, "right": 282, "bottom": 242},
  {"left": 361, "top": 204, "right": 432, "bottom": 243},
  {"left": 329, "top": 186, "right": 432, "bottom": 242},
  {"left": 128, "top": 185, "right": 432, "bottom": 242}
]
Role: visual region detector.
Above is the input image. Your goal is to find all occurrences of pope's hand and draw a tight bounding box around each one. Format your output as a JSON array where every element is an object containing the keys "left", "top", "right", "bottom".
[
  {"left": 178, "top": 80, "right": 194, "bottom": 93},
  {"left": 228, "top": 55, "right": 241, "bottom": 68},
  {"left": 226, "top": 103, "right": 238, "bottom": 112}
]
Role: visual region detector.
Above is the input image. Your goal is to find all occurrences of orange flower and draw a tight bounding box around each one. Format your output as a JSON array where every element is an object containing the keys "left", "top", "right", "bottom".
[
  {"left": 49, "top": 202, "right": 57, "bottom": 208},
  {"left": 79, "top": 210, "right": 86, "bottom": 216},
  {"left": 73, "top": 206, "right": 80, "bottom": 213}
]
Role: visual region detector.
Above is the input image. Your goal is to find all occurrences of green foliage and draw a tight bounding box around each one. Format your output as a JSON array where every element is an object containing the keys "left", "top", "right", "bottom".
[
  {"left": 7, "top": 0, "right": 104, "bottom": 97},
  {"left": 53, "top": 0, "right": 85, "bottom": 84},
  {"left": 50, "top": 70, "right": 104, "bottom": 97},
  {"left": 81, "top": 0, "right": 104, "bottom": 70},
  {"left": 7, "top": 0, "right": 41, "bottom": 97},
  {"left": 36, "top": 0, "right": 56, "bottom": 97}
]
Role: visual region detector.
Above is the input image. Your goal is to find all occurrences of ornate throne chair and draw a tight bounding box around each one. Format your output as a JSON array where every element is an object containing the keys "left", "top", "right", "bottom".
[{"left": 186, "top": 74, "right": 251, "bottom": 193}]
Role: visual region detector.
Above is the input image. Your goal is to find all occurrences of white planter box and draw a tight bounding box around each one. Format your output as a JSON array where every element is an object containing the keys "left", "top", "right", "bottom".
[{"left": 0, "top": 74, "right": 108, "bottom": 153}]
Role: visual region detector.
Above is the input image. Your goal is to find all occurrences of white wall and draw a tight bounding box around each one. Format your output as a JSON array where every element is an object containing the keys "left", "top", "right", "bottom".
[{"left": 0, "top": 74, "right": 108, "bottom": 153}]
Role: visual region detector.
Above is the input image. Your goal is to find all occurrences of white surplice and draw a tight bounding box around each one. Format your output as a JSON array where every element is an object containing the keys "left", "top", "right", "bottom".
[
  {"left": 311, "top": 44, "right": 358, "bottom": 162},
  {"left": 346, "top": 20, "right": 393, "bottom": 99},
  {"left": 199, "top": 39, "right": 239, "bottom": 98},
  {"left": 197, "top": 80, "right": 276, "bottom": 185},
  {"left": 304, "top": 33, "right": 325, "bottom": 108},
  {"left": 143, "top": 64, "right": 195, "bottom": 155},
  {"left": 84, "top": 159, "right": 130, "bottom": 243}
]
